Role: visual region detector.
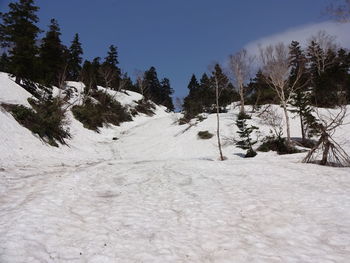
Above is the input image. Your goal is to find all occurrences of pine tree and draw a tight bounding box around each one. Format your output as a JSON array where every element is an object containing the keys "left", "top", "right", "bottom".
[
  {"left": 39, "top": 18, "right": 66, "bottom": 86},
  {"left": 81, "top": 58, "right": 101, "bottom": 92},
  {"left": 100, "top": 45, "right": 121, "bottom": 89},
  {"left": 246, "top": 70, "right": 275, "bottom": 107},
  {"left": 105, "top": 45, "right": 119, "bottom": 68},
  {"left": 235, "top": 115, "right": 258, "bottom": 158},
  {"left": 67, "top": 33, "right": 83, "bottom": 81},
  {"left": 0, "top": 52, "right": 9, "bottom": 72},
  {"left": 143, "top": 66, "right": 161, "bottom": 102},
  {"left": 289, "top": 90, "right": 319, "bottom": 142},
  {"left": 288, "top": 41, "right": 313, "bottom": 141},
  {"left": 307, "top": 40, "right": 342, "bottom": 107},
  {"left": 182, "top": 74, "right": 202, "bottom": 119},
  {"left": 119, "top": 72, "right": 137, "bottom": 92},
  {"left": 210, "top": 64, "right": 234, "bottom": 111},
  {"left": 0, "top": 0, "right": 41, "bottom": 83},
  {"left": 159, "top": 78, "right": 174, "bottom": 111},
  {"left": 199, "top": 73, "right": 214, "bottom": 112}
]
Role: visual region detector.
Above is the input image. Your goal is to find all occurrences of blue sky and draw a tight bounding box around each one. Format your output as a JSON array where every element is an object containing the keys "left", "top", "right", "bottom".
[{"left": 1, "top": 0, "right": 347, "bottom": 99}]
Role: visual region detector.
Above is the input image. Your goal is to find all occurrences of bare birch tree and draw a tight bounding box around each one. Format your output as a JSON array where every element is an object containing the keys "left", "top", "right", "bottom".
[
  {"left": 99, "top": 64, "right": 115, "bottom": 90},
  {"left": 134, "top": 70, "right": 146, "bottom": 100},
  {"left": 308, "top": 31, "right": 338, "bottom": 77},
  {"left": 210, "top": 63, "right": 230, "bottom": 161},
  {"left": 259, "top": 43, "right": 304, "bottom": 146},
  {"left": 228, "top": 49, "right": 254, "bottom": 115},
  {"left": 303, "top": 103, "right": 350, "bottom": 167}
]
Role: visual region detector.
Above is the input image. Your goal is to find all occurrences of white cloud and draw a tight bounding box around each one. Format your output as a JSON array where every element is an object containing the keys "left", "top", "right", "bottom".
[{"left": 245, "top": 21, "right": 350, "bottom": 55}]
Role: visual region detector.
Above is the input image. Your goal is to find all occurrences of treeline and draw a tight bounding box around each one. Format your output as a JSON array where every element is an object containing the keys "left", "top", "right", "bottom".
[
  {"left": 0, "top": 0, "right": 174, "bottom": 111},
  {"left": 182, "top": 34, "right": 350, "bottom": 120}
]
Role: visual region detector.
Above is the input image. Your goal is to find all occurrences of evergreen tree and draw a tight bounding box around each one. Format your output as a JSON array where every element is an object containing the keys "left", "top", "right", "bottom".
[
  {"left": 0, "top": 52, "right": 9, "bottom": 72},
  {"left": 199, "top": 73, "right": 214, "bottom": 112},
  {"left": 39, "top": 18, "right": 66, "bottom": 86},
  {"left": 235, "top": 114, "right": 259, "bottom": 158},
  {"left": 289, "top": 41, "right": 313, "bottom": 141},
  {"left": 210, "top": 64, "right": 234, "bottom": 111},
  {"left": 246, "top": 70, "right": 275, "bottom": 107},
  {"left": 289, "top": 90, "right": 320, "bottom": 142},
  {"left": 159, "top": 78, "right": 174, "bottom": 111},
  {"left": 143, "top": 66, "right": 161, "bottom": 102},
  {"left": 105, "top": 45, "right": 119, "bottom": 68},
  {"left": 80, "top": 57, "right": 101, "bottom": 92},
  {"left": 100, "top": 45, "right": 121, "bottom": 89},
  {"left": 120, "top": 72, "right": 137, "bottom": 92},
  {"left": 182, "top": 74, "right": 202, "bottom": 118},
  {"left": 0, "top": 0, "right": 41, "bottom": 83},
  {"left": 67, "top": 33, "right": 83, "bottom": 81},
  {"left": 307, "top": 40, "right": 345, "bottom": 107}
]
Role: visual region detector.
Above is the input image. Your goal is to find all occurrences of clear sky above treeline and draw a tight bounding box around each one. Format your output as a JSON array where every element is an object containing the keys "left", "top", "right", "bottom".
[{"left": 0, "top": 0, "right": 337, "bottom": 98}]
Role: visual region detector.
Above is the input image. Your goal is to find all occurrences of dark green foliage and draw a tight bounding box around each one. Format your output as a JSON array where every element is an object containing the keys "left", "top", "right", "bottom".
[
  {"left": 289, "top": 90, "right": 320, "bottom": 140},
  {"left": 2, "top": 98, "right": 70, "bottom": 146},
  {"left": 100, "top": 45, "right": 121, "bottom": 90},
  {"left": 211, "top": 64, "right": 235, "bottom": 109},
  {"left": 178, "top": 116, "right": 190, "bottom": 125},
  {"left": 0, "top": 0, "right": 41, "bottom": 83},
  {"left": 182, "top": 74, "right": 202, "bottom": 119},
  {"left": 67, "top": 33, "right": 83, "bottom": 81},
  {"left": 182, "top": 68, "right": 237, "bottom": 120},
  {"left": 39, "top": 19, "right": 66, "bottom": 86},
  {"left": 237, "top": 111, "right": 251, "bottom": 120},
  {"left": 134, "top": 99, "right": 155, "bottom": 116},
  {"left": 307, "top": 42, "right": 350, "bottom": 107},
  {"left": 105, "top": 45, "right": 119, "bottom": 69},
  {"left": 72, "top": 90, "right": 131, "bottom": 131},
  {"left": 143, "top": 66, "right": 161, "bottom": 101},
  {"left": 198, "top": 73, "right": 214, "bottom": 112},
  {"left": 160, "top": 78, "right": 174, "bottom": 111},
  {"left": 122, "top": 73, "right": 139, "bottom": 93},
  {"left": 246, "top": 70, "right": 276, "bottom": 106},
  {"left": 257, "top": 135, "right": 301, "bottom": 155},
  {"left": 197, "top": 130, "right": 213, "bottom": 139},
  {"left": 0, "top": 52, "right": 9, "bottom": 72},
  {"left": 235, "top": 114, "right": 258, "bottom": 158},
  {"left": 196, "top": 115, "right": 207, "bottom": 122},
  {"left": 142, "top": 66, "right": 174, "bottom": 111},
  {"left": 80, "top": 58, "right": 101, "bottom": 92},
  {"left": 20, "top": 78, "right": 52, "bottom": 99}
]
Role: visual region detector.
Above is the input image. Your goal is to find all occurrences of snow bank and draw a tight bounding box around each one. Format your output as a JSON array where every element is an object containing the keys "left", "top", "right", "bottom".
[{"left": 0, "top": 72, "right": 350, "bottom": 262}]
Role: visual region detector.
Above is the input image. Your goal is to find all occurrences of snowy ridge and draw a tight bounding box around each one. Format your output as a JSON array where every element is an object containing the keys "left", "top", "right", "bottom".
[{"left": 1, "top": 73, "right": 350, "bottom": 262}]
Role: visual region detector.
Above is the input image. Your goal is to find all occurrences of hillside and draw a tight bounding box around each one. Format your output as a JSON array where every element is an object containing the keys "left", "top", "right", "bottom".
[{"left": 0, "top": 73, "right": 350, "bottom": 262}]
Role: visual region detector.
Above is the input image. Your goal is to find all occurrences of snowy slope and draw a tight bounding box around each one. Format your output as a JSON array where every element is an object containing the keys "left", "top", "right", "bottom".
[
  {"left": 0, "top": 74, "right": 167, "bottom": 167},
  {"left": 1, "top": 73, "right": 350, "bottom": 262}
]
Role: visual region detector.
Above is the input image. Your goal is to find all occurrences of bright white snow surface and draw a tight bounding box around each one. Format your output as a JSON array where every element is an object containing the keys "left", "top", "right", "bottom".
[{"left": 0, "top": 73, "right": 350, "bottom": 262}]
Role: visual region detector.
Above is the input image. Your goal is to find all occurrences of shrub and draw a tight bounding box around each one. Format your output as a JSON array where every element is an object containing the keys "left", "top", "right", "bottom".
[
  {"left": 72, "top": 90, "right": 131, "bottom": 132},
  {"left": 235, "top": 114, "right": 258, "bottom": 158},
  {"left": 196, "top": 115, "right": 207, "bottom": 122},
  {"left": 257, "top": 135, "right": 301, "bottom": 155},
  {"left": 178, "top": 116, "right": 190, "bottom": 125},
  {"left": 237, "top": 111, "right": 251, "bottom": 120},
  {"left": 134, "top": 99, "right": 155, "bottom": 116},
  {"left": 2, "top": 98, "right": 70, "bottom": 147},
  {"left": 198, "top": 130, "right": 214, "bottom": 139}
]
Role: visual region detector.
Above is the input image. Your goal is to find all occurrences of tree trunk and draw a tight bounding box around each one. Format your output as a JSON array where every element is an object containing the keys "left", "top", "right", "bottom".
[
  {"left": 239, "top": 84, "right": 245, "bottom": 114},
  {"left": 282, "top": 101, "right": 291, "bottom": 146},
  {"left": 15, "top": 76, "right": 21, "bottom": 85},
  {"left": 300, "top": 114, "right": 305, "bottom": 143},
  {"left": 216, "top": 80, "right": 224, "bottom": 161},
  {"left": 321, "top": 134, "right": 330, "bottom": 165}
]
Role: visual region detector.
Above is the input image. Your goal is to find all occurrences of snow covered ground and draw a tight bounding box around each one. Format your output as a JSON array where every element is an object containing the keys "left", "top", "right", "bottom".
[{"left": 1, "top": 73, "right": 350, "bottom": 262}]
